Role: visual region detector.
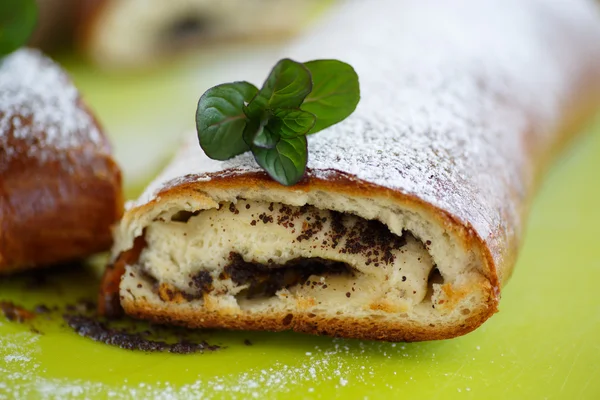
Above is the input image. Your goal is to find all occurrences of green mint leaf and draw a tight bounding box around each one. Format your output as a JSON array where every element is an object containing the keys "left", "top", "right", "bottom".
[
  {"left": 268, "top": 108, "right": 316, "bottom": 138},
  {"left": 0, "top": 0, "right": 37, "bottom": 57},
  {"left": 196, "top": 81, "right": 258, "bottom": 160},
  {"left": 251, "top": 135, "right": 307, "bottom": 186},
  {"left": 301, "top": 59, "right": 360, "bottom": 134},
  {"left": 242, "top": 112, "right": 278, "bottom": 149},
  {"left": 253, "top": 127, "right": 280, "bottom": 149},
  {"left": 245, "top": 58, "right": 312, "bottom": 119},
  {"left": 195, "top": 57, "right": 360, "bottom": 187}
]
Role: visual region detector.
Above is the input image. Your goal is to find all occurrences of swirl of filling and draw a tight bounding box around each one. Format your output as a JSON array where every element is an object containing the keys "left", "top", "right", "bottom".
[{"left": 137, "top": 200, "right": 436, "bottom": 314}]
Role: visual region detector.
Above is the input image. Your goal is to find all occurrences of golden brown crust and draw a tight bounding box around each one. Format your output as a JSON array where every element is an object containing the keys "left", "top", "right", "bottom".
[
  {"left": 0, "top": 132, "right": 123, "bottom": 274},
  {"left": 0, "top": 153, "right": 122, "bottom": 274},
  {"left": 122, "top": 290, "right": 495, "bottom": 342}
]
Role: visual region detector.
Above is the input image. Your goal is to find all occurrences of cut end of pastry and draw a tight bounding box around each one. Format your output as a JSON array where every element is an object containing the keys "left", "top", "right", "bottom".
[{"left": 103, "top": 174, "right": 498, "bottom": 341}]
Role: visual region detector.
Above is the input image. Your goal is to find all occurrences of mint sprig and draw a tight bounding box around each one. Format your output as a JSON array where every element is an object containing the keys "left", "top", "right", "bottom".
[
  {"left": 0, "top": 0, "right": 38, "bottom": 57},
  {"left": 196, "top": 58, "right": 360, "bottom": 186}
]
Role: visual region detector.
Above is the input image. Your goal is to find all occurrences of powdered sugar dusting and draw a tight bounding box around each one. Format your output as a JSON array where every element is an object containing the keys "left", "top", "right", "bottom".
[
  {"left": 134, "top": 0, "right": 600, "bottom": 269},
  {"left": 0, "top": 332, "right": 439, "bottom": 399},
  {"left": 0, "top": 48, "right": 107, "bottom": 167}
]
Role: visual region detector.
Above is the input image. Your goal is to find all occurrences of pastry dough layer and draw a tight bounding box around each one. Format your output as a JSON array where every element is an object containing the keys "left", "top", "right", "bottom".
[{"left": 140, "top": 200, "right": 435, "bottom": 311}]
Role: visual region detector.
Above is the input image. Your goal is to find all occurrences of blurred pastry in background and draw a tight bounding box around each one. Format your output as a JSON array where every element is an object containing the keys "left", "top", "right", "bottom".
[
  {"left": 0, "top": 49, "right": 123, "bottom": 274},
  {"left": 29, "top": 0, "right": 323, "bottom": 69},
  {"left": 27, "top": 0, "right": 79, "bottom": 53}
]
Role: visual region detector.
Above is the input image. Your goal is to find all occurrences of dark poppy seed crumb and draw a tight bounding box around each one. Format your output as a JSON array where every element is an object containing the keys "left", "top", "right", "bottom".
[
  {"left": 1, "top": 302, "right": 35, "bottom": 322},
  {"left": 346, "top": 292, "right": 351, "bottom": 298},
  {"left": 191, "top": 270, "right": 214, "bottom": 293},
  {"left": 64, "top": 315, "right": 220, "bottom": 354},
  {"left": 224, "top": 253, "right": 353, "bottom": 298},
  {"left": 258, "top": 213, "right": 274, "bottom": 224},
  {"left": 34, "top": 304, "right": 50, "bottom": 314}
]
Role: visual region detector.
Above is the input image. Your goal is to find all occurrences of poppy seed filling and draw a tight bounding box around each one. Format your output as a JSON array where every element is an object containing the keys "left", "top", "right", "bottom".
[{"left": 134, "top": 200, "right": 436, "bottom": 312}]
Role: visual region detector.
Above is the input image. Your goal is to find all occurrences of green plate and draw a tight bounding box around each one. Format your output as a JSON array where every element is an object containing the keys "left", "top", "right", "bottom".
[{"left": 2, "top": 52, "right": 600, "bottom": 399}]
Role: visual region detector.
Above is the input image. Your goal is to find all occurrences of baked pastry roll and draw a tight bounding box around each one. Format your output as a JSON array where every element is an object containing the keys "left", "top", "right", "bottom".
[
  {"left": 0, "top": 49, "right": 123, "bottom": 274},
  {"left": 77, "top": 0, "right": 320, "bottom": 69},
  {"left": 100, "top": 0, "right": 600, "bottom": 340}
]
